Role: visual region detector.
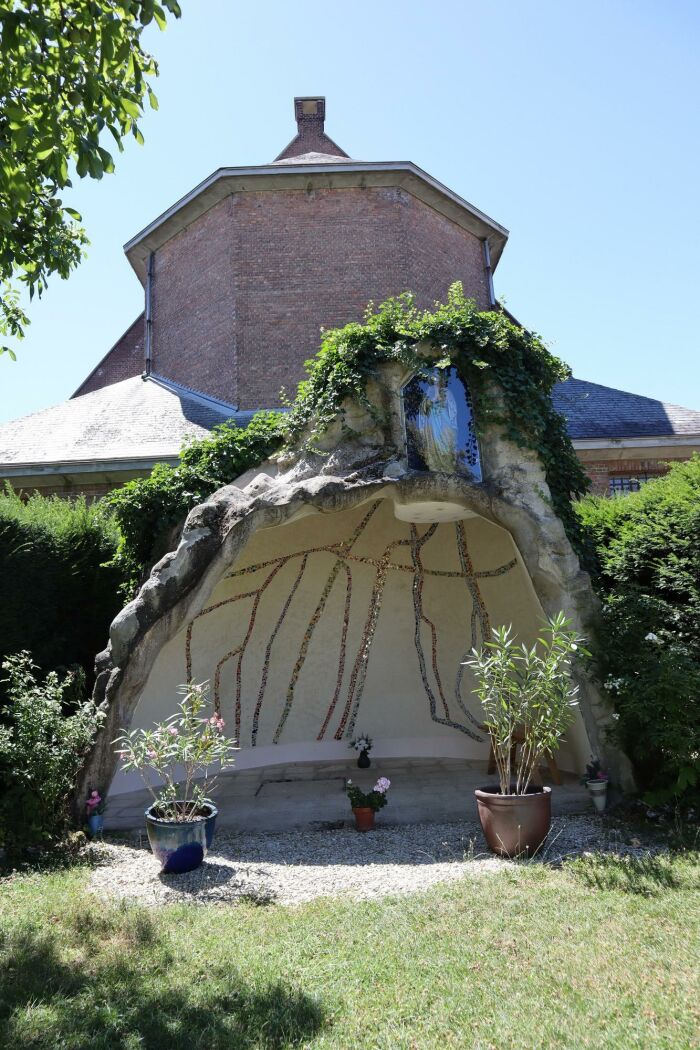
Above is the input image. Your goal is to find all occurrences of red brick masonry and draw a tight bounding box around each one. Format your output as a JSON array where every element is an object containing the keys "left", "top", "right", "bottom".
[{"left": 150, "top": 186, "right": 490, "bottom": 409}]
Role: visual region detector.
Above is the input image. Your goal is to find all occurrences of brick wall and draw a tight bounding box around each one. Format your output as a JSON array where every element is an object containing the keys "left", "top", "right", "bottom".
[
  {"left": 581, "top": 457, "right": 670, "bottom": 495},
  {"left": 73, "top": 314, "right": 145, "bottom": 397},
  {"left": 150, "top": 186, "right": 489, "bottom": 409},
  {"left": 14, "top": 481, "right": 119, "bottom": 502},
  {"left": 152, "top": 196, "right": 238, "bottom": 405}
]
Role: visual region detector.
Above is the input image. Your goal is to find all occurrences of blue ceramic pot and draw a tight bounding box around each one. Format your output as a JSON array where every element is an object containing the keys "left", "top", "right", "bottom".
[
  {"left": 145, "top": 801, "right": 218, "bottom": 874},
  {"left": 87, "top": 813, "right": 104, "bottom": 837}
]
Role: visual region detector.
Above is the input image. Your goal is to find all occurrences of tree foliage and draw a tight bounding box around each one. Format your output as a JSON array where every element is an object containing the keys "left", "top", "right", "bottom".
[
  {"left": 576, "top": 457, "right": 700, "bottom": 803},
  {"left": 0, "top": 0, "right": 181, "bottom": 356}
]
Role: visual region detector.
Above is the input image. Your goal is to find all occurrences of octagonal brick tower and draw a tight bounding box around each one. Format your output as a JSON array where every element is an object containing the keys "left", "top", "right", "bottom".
[{"left": 91, "top": 98, "right": 509, "bottom": 411}]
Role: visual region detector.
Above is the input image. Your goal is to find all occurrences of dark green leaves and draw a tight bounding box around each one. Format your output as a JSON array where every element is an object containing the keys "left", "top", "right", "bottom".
[{"left": 0, "top": 0, "right": 181, "bottom": 356}]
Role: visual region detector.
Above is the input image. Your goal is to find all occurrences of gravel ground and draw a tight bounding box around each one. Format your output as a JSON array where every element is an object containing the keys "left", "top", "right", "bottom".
[{"left": 87, "top": 814, "right": 652, "bottom": 908}]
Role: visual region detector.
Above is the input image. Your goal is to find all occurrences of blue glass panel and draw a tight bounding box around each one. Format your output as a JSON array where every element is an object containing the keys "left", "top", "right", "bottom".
[{"left": 402, "top": 367, "right": 482, "bottom": 480}]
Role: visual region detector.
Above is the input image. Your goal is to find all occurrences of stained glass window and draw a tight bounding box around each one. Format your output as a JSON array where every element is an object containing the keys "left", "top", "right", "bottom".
[{"left": 402, "top": 367, "right": 482, "bottom": 480}]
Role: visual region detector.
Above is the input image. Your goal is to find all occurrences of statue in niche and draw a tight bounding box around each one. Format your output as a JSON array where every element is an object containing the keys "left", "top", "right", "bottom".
[{"left": 402, "top": 367, "right": 482, "bottom": 479}]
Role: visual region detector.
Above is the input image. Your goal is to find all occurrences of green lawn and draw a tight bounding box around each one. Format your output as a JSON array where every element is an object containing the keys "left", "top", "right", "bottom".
[{"left": 0, "top": 851, "right": 698, "bottom": 1049}]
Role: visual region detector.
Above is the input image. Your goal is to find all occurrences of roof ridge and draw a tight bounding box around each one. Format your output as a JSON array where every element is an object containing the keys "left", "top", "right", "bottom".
[{"left": 146, "top": 373, "right": 238, "bottom": 413}]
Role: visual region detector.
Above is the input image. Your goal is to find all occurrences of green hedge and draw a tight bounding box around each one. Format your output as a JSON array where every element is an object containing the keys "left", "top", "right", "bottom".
[
  {"left": 577, "top": 456, "right": 700, "bottom": 803},
  {"left": 106, "top": 411, "right": 284, "bottom": 594},
  {"left": 0, "top": 488, "right": 123, "bottom": 692}
]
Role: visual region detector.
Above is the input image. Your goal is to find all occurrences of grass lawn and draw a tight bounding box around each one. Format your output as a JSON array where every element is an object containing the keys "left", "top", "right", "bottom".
[{"left": 0, "top": 849, "right": 698, "bottom": 1049}]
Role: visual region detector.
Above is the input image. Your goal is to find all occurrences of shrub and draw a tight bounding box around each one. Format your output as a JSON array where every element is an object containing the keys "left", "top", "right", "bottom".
[
  {"left": 0, "top": 652, "right": 105, "bottom": 855},
  {"left": 106, "top": 411, "right": 284, "bottom": 593},
  {"left": 464, "top": 613, "right": 586, "bottom": 795},
  {"left": 576, "top": 456, "right": 700, "bottom": 802},
  {"left": 0, "top": 487, "right": 124, "bottom": 693},
  {"left": 114, "top": 681, "right": 238, "bottom": 821}
]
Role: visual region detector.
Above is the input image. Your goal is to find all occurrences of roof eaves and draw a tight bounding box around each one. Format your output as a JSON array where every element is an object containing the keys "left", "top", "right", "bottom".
[{"left": 123, "top": 161, "right": 509, "bottom": 282}]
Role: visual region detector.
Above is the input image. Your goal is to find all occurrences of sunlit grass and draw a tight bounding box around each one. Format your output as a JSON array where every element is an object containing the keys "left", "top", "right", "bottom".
[{"left": 1, "top": 851, "right": 698, "bottom": 1049}]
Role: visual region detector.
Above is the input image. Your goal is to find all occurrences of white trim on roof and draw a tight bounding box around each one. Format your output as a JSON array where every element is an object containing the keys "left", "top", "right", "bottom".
[
  {"left": 573, "top": 434, "right": 700, "bottom": 450},
  {"left": 123, "top": 161, "right": 509, "bottom": 281}
]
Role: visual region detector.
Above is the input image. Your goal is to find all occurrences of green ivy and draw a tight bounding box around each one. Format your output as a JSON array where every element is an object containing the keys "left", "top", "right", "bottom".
[
  {"left": 107, "top": 284, "right": 589, "bottom": 593},
  {"left": 287, "top": 284, "right": 589, "bottom": 550}
]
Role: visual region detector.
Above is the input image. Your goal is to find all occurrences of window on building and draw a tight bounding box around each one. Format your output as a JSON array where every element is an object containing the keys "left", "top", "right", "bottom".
[
  {"left": 402, "top": 366, "right": 482, "bottom": 480},
  {"left": 608, "top": 473, "right": 655, "bottom": 495}
]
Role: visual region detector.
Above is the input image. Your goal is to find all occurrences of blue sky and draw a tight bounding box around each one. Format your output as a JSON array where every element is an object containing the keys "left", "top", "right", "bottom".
[{"left": 1, "top": 0, "right": 698, "bottom": 424}]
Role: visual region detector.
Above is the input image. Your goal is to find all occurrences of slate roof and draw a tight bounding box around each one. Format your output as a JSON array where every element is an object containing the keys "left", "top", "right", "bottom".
[
  {"left": 2, "top": 372, "right": 699, "bottom": 478},
  {"left": 0, "top": 374, "right": 240, "bottom": 471},
  {"left": 272, "top": 151, "right": 363, "bottom": 165},
  {"left": 552, "top": 377, "right": 700, "bottom": 440}
]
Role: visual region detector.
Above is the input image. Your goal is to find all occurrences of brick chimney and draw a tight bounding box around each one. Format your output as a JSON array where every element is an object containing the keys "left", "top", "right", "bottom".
[{"left": 274, "top": 96, "right": 350, "bottom": 162}]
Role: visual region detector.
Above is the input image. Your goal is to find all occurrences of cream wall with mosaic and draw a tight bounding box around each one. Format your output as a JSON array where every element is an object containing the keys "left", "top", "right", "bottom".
[{"left": 109, "top": 497, "right": 589, "bottom": 795}]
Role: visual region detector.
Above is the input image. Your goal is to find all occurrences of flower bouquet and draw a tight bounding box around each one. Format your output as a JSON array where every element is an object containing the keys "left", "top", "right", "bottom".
[{"left": 350, "top": 733, "right": 373, "bottom": 768}]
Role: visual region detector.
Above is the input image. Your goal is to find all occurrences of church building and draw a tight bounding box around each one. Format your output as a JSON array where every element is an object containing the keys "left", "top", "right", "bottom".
[{"left": 1, "top": 96, "right": 699, "bottom": 499}]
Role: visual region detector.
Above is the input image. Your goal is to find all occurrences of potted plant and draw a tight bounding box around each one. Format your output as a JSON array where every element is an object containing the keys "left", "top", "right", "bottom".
[
  {"left": 85, "top": 789, "right": 106, "bottom": 837},
  {"left": 346, "top": 777, "right": 391, "bottom": 831},
  {"left": 581, "top": 757, "right": 608, "bottom": 812},
  {"left": 114, "top": 682, "right": 237, "bottom": 874},
  {"left": 350, "top": 733, "right": 373, "bottom": 768},
  {"left": 465, "top": 612, "right": 587, "bottom": 857}
]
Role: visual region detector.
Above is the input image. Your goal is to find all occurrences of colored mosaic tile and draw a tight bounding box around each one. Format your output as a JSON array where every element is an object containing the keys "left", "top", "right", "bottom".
[{"left": 183, "top": 500, "right": 517, "bottom": 748}]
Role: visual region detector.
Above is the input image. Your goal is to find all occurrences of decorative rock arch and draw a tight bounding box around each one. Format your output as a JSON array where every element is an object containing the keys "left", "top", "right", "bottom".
[{"left": 81, "top": 361, "right": 634, "bottom": 802}]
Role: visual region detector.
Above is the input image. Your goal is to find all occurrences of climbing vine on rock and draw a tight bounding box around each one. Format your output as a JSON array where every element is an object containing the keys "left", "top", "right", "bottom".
[
  {"left": 286, "top": 283, "right": 589, "bottom": 551},
  {"left": 107, "top": 284, "right": 589, "bottom": 593}
]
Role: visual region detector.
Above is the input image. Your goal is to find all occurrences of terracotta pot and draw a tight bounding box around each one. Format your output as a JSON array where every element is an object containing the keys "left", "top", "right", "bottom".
[
  {"left": 352, "top": 806, "right": 376, "bottom": 832},
  {"left": 475, "top": 785, "right": 551, "bottom": 857}
]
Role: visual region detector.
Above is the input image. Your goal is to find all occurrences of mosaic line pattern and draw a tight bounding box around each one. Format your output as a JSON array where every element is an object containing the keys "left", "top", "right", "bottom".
[{"left": 184, "top": 501, "right": 516, "bottom": 745}]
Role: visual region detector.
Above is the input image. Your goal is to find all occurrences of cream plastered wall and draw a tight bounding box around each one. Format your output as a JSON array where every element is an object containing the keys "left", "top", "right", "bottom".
[{"left": 110, "top": 497, "right": 591, "bottom": 794}]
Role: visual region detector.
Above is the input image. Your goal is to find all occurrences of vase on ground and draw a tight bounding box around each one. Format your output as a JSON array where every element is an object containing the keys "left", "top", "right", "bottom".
[
  {"left": 87, "top": 813, "right": 104, "bottom": 838},
  {"left": 474, "top": 785, "right": 552, "bottom": 858},
  {"left": 352, "top": 807, "right": 375, "bottom": 832},
  {"left": 145, "top": 801, "right": 218, "bottom": 874},
  {"left": 586, "top": 779, "right": 608, "bottom": 813}
]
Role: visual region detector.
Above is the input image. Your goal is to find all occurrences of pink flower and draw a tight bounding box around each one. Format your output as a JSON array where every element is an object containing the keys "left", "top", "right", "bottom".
[
  {"left": 374, "top": 777, "right": 391, "bottom": 794},
  {"left": 168, "top": 726, "right": 178, "bottom": 736},
  {"left": 147, "top": 749, "right": 157, "bottom": 760}
]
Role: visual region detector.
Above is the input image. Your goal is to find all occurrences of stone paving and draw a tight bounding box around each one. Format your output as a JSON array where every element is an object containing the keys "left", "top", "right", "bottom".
[{"left": 105, "top": 757, "right": 590, "bottom": 834}]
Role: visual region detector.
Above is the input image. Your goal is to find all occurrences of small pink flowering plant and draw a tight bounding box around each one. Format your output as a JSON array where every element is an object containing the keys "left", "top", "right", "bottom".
[
  {"left": 581, "top": 756, "right": 608, "bottom": 785},
  {"left": 85, "top": 788, "right": 106, "bottom": 816},
  {"left": 114, "top": 682, "right": 238, "bottom": 822},
  {"left": 346, "top": 776, "right": 391, "bottom": 812}
]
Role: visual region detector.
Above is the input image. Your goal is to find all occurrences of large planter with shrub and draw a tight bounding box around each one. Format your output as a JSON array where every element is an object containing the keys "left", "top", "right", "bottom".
[
  {"left": 474, "top": 785, "right": 551, "bottom": 857},
  {"left": 115, "top": 682, "right": 237, "bottom": 875},
  {"left": 465, "top": 612, "right": 587, "bottom": 858},
  {"left": 145, "top": 801, "right": 218, "bottom": 874}
]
